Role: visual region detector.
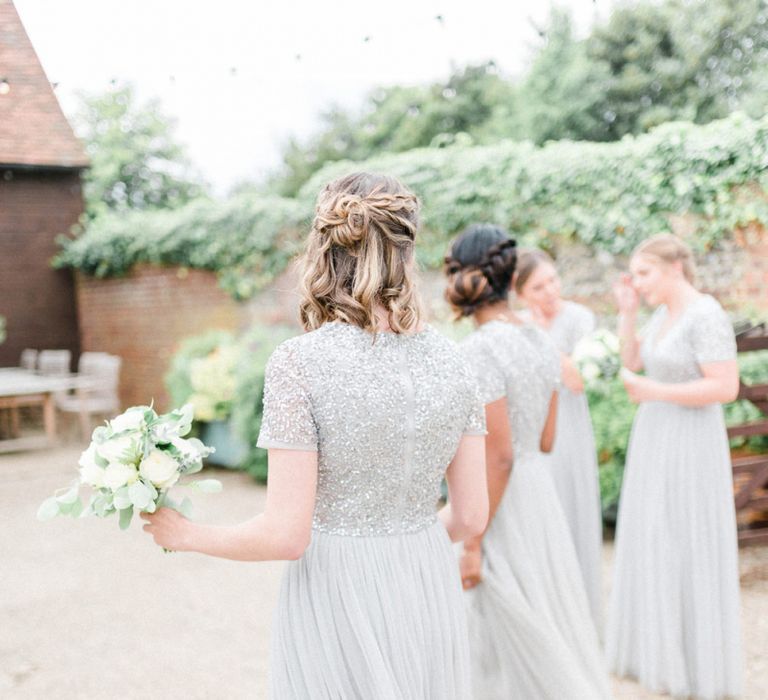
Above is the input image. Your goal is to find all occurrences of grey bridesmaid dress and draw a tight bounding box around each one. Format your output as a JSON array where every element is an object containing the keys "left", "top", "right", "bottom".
[
  {"left": 256, "top": 322, "right": 486, "bottom": 699},
  {"left": 461, "top": 321, "right": 610, "bottom": 700},
  {"left": 607, "top": 295, "right": 743, "bottom": 699}
]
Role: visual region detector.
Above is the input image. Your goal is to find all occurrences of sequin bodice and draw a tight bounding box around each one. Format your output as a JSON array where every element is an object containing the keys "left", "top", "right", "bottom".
[
  {"left": 257, "top": 323, "right": 485, "bottom": 536},
  {"left": 461, "top": 321, "right": 560, "bottom": 458},
  {"left": 640, "top": 295, "right": 736, "bottom": 384},
  {"left": 545, "top": 301, "right": 595, "bottom": 355}
]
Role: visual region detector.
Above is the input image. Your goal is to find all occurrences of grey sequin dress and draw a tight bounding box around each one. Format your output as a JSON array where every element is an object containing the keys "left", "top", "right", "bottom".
[
  {"left": 256, "top": 322, "right": 486, "bottom": 700},
  {"left": 461, "top": 321, "right": 611, "bottom": 700},
  {"left": 606, "top": 295, "right": 742, "bottom": 699},
  {"left": 539, "top": 301, "right": 604, "bottom": 629}
]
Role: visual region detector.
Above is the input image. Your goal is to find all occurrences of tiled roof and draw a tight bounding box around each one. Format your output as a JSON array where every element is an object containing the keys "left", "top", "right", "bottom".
[{"left": 0, "top": 0, "right": 89, "bottom": 168}]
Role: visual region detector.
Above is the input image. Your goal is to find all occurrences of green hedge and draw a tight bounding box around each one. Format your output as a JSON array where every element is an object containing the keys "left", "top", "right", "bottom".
[
  {"left": 55, "top": 195, "right": 307, "bottom": 300},
  {"left": 57, "top": 113, "right": 768, "bottom": 297}
]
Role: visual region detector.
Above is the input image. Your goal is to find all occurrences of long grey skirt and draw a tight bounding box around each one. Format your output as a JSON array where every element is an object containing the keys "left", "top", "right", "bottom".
[
  {"left": 270, "top": 521, "right": 471, "bottom": 699},
  {"left": 544, "top": 386, "right": 603, "bottom": 630},
  {"left": 606, "top": 401, "right": 742, "bottom": 699},
  {"left": 468, "top": 452, "right": 611, "bottom": 700}
]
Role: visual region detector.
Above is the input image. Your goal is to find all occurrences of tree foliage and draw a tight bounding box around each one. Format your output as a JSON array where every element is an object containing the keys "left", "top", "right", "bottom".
[
  {"left": 76, "top": 83, "right": 206, "bottom": 217},
  {"left": 269, "top": 0, "right": 768, "bottom": 196}
]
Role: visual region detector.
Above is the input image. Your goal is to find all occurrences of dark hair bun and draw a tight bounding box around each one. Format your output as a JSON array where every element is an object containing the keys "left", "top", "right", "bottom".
[{"left": 443, "top": 224, "right": 517, "bottom": 317}]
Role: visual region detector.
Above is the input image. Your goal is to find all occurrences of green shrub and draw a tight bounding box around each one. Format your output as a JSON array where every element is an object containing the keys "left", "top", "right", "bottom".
[
  {"left": 165, "top": 325, "right": 296, "bottom": 482},
  {"left": 585, "top": 377, "right": 638, "bottom": 522},
  {"left": 231, "top": 325, "right": 296, "bottom": 482},
  {"left": 726, "top": 349, "right": 768, "bottom": 452},
  {"left": 165, "top": 330, "right": 237, "bottom": 414}
]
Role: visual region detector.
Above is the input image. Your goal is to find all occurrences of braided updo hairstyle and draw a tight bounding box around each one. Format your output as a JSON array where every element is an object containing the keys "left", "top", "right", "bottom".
[
  {"left": 444, "top": 224, "right": 517, "bottom": 318},
  {"left": 298, "top": 172, "right": 423, "bottom": 334}
]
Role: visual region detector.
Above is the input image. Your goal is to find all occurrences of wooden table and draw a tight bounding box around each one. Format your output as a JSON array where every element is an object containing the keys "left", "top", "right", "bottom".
[{"left": 0, "top": 368, "right": 93, "bottom": 453}]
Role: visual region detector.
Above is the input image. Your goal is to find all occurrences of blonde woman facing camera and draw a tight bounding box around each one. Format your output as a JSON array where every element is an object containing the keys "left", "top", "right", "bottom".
[
  {"left": 515, "top": 249, "right": 604, "bottom": 630},
  {"left": 608, "top": 233, "right": 742, "bottom": 700},
  {"left": 143, "top": 173, "right": 488, "bottom": 700},
  {"left": 445, "top": 224, "right": 610, "bottom": 700}
]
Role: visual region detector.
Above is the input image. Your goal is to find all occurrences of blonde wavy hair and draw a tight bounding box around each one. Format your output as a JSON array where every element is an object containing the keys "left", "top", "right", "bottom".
[
  {"left": 298, "top": 172, "right": 424, "bottom": 334},
  {"left": 632, "top": 233, "right": 696, "bottom": 283}
]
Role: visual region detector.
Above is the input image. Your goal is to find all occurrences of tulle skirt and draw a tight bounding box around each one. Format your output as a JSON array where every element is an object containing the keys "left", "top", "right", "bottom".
[
  {"left": 606, "top": 401, "right": 743, "bottom": 699},
  {"left": 270, "top": 521, "right": 470, "bottom": 699},
  {"left": 468, "top": 452, "right": 611, "bottom": 700},
  {"left": 545, "top": 387, "right": 604, "bottom": 629}
]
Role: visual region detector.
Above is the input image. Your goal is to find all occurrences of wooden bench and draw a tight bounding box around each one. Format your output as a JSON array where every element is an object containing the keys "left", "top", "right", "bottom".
[{"left": 729, "top": 325, "right": 768, "bottom": 545}]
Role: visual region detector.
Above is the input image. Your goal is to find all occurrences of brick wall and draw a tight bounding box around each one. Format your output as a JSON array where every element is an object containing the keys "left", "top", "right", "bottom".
[
  {"left": 76, "top": 265, "right": 250, "bottom": 410},
  {"left": 0, "top": 168, "right": 83, "bottom": 368}
]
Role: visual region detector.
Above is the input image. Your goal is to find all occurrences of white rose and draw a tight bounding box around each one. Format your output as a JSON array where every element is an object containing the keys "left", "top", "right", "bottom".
[
  {"left": 139, "top": 450, "right": 180, "bottom": 489},
  {"left": 103, "top": 462, "right": 139, "bottom": 491},
  {"left": 97, "top": 435, "right": 140, "bottom": 464},
  {"left": 78, "top": 445, "right": 105, "bottom": 488},
  {"left": 110, "top": 408, "right": 146, "bottom": 434},
  {"left": 582, "top": 362, "right": 601, "bottom": 382}
]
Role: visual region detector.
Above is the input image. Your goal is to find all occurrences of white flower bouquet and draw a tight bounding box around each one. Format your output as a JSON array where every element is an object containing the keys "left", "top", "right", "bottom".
[
  {"left": 572, "top": 328, "right": 621, "bottom": 389},
  {"left": 38, "top": 404, "right": 221, "bottom": 532}
]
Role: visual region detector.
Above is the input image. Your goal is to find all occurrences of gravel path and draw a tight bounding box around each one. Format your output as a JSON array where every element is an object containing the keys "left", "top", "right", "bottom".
[{"left": 2, "top": 445, "right": 766, "bottom": 699}]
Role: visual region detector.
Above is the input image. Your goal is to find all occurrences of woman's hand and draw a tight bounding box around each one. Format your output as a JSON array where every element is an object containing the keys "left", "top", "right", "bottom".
[
  {"left": 561, "top": 355, "right": 585, "bottom": 394},
  {"left": 141, "top": 508, "right": 194, "bottom": 552},
  {"left": 620, "top": 367, "right": 662, "bottom": 404},
  {"left": 459, "top": 543, "right": 483, "bottom": 590},
  {"left": 613, "top": 274, "right": 640, "bottom": 315}
]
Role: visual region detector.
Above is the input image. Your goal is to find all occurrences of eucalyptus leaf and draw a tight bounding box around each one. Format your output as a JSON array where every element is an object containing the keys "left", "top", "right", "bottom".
[
  {"left": 55, "top": 484, "right": 80, "bottom": 505},
  {"left": 68, "top": 498, "right": 84, "bottom": 519},
  {"left": 188, "top": 479, "right": 223, "bottom": 494},
  {"left": 179, "top": 497, "right": 193, "bottom": 518},
  {"left": 113, "top": 486, "right": 132, "bottom": 510},
  {"left": 128, "top": 481, "right": 153, "bottom": 510},
  {"left": 119, "top": 505, "right": 134, "bottom": 530},
  {"left": 37, "top": 497, "right": 61, "bottom": 521}
]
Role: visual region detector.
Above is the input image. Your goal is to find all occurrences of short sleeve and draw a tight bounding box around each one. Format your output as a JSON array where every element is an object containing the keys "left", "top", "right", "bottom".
[
  {"left": 462, "top": 344, "right": 506, "bottom": 405},
  {"left": 689, "top": 302, "right": 737, "bottom": 365},
  {"left": 462, "top": 372, "right": 487, "bottom": 436},
  {"left": 256, "top": 341, "right": 318, "bottom": 451}
]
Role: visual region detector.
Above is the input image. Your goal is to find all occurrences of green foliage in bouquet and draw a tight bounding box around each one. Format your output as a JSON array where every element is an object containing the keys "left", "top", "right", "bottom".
[{"left": 37, "top": 404, "right": 222, "bottom": 533}]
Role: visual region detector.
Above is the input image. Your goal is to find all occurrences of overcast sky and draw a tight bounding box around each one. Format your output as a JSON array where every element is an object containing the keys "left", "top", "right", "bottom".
[{"left": 15, "top": 0, "right": 612, "bottom": 194}]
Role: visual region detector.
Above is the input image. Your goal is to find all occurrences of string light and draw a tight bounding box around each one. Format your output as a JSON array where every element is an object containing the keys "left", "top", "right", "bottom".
[{"left": 0, "top": 78, "right": 10, "bottom": 95}]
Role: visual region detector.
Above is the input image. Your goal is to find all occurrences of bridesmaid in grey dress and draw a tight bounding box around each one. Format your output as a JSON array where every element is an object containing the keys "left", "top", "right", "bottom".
[
  {"left": 142, "top": 173, "right": 489, "bottom": 699},
  {"left": 608, "top": 233, "right": 742, "bottom": 699},
  {"left": 515, "top": 248, "right": 604, "bottom": 629},
  {"left": 444, "top": 224, "right": 611, "bottom": 700}
]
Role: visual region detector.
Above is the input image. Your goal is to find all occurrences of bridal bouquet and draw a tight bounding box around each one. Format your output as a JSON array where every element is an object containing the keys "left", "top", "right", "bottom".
[
  {"left": 572, "top": 328, "right": 621, "bottom": 388},
  {"left": 38, "top": 404, "right": 221, "bottom": 530}
]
